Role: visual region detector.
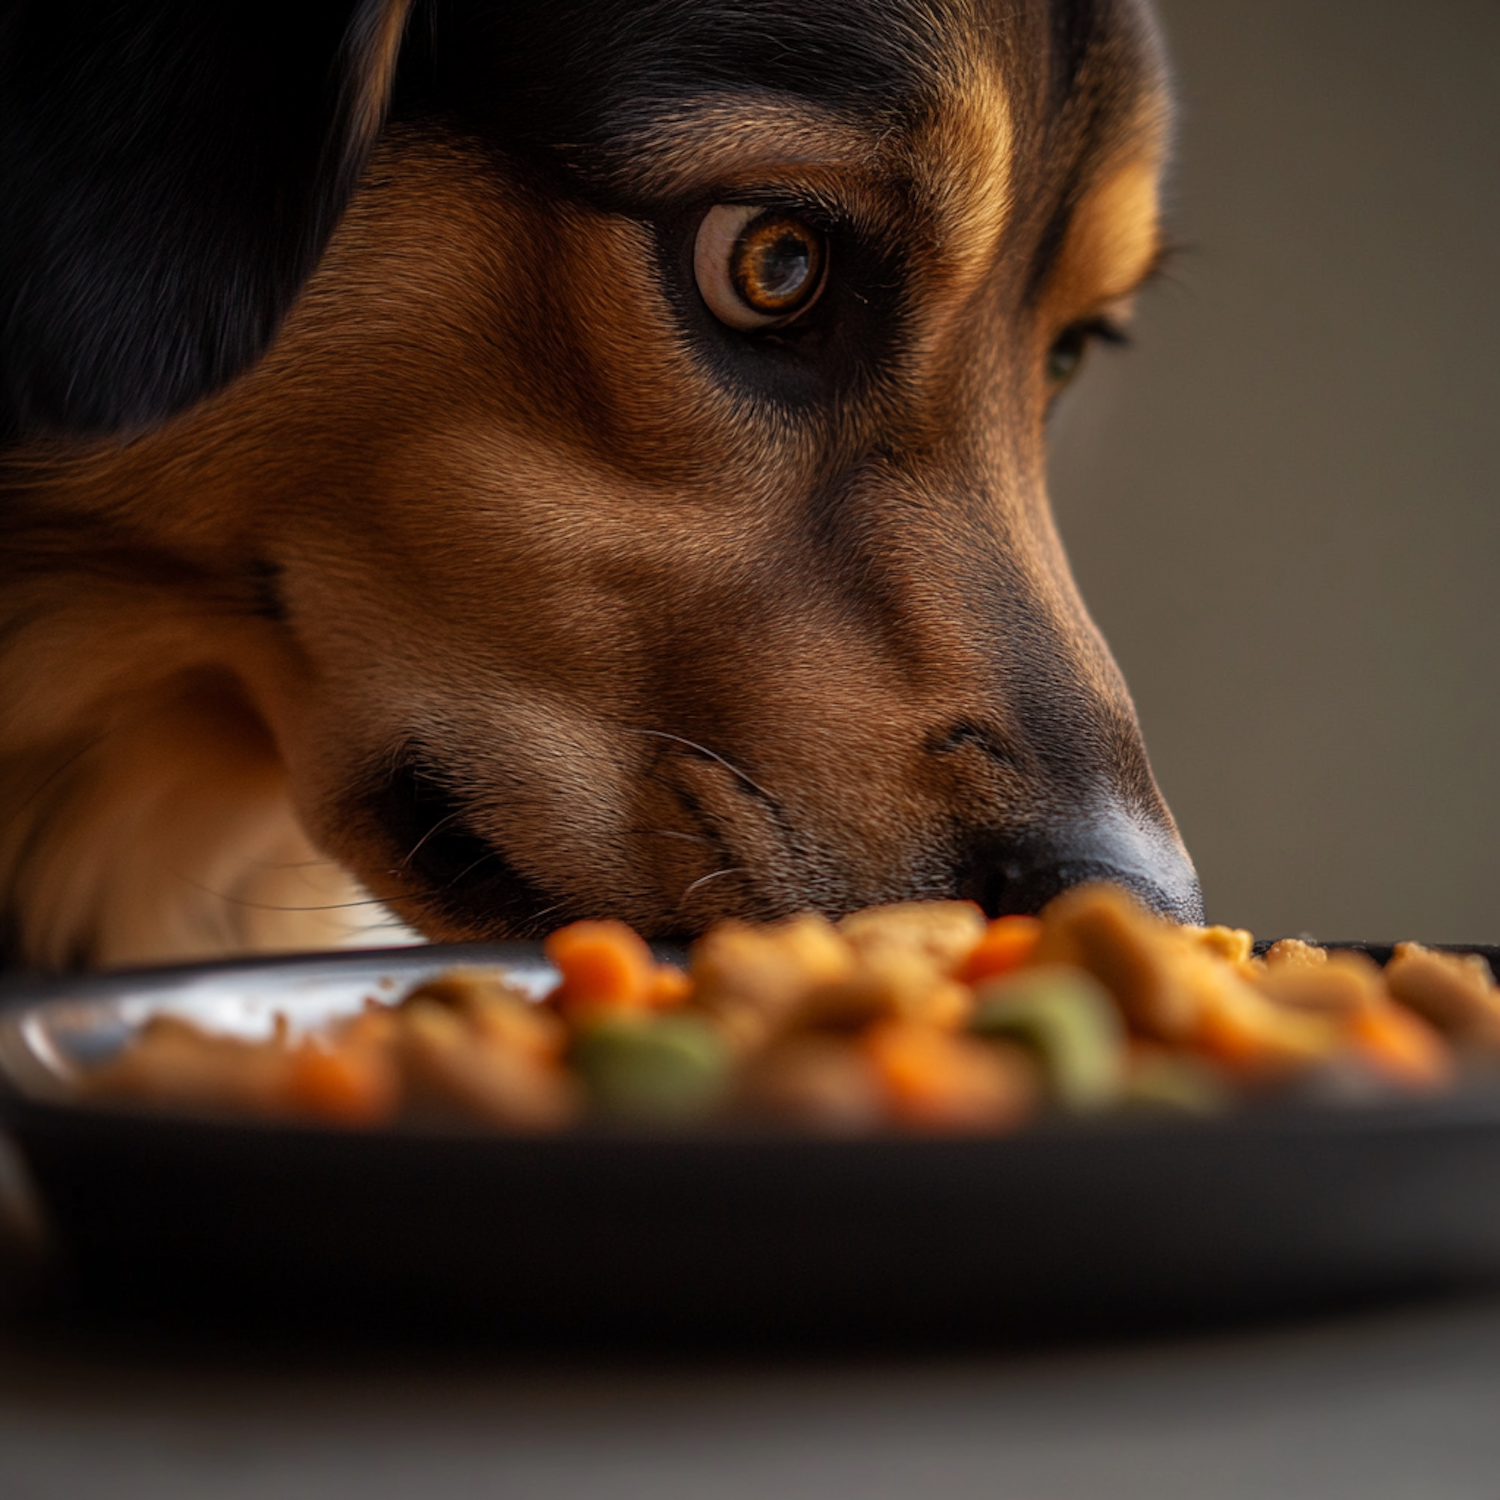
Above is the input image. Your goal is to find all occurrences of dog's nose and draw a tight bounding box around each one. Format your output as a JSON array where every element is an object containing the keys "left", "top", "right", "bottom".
[{"left": 953, "top": 813, "right": 1204, "bottom": 924}]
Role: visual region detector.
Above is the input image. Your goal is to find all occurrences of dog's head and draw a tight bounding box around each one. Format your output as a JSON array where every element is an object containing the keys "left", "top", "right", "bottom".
[{"left": 2, "top": 0, "right": 1202, "bottom": 946}]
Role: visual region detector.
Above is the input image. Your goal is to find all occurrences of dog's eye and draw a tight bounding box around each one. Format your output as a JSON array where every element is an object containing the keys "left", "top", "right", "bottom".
[
  {"left": 1046, "top": 327, "right": 1090, "bottom": 385},
  {"left": 694, "top": 205, "right": 827, "bottom": 330},
  {"left": 1046, "top": 317, "right": 1130, "bottom": 386}
]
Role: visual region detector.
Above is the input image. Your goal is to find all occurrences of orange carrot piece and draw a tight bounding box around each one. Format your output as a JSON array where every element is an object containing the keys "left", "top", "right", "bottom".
[
  {"left": 544, "top": 919, "right": 657, "bottom": 1015},
  {"left": 957, "top": 915, "right": 1042, "bottom": 986},
  {"left": 1347, "top": 1002, "right": 1452, "bottom": 1090},
  {"left": 285, "top": 1043, "right": 400, "bottom": 1125},
  {"left": 647, "top": 964, "right": 693, "bottom": 1010},
  {"left": 1192, "top": 991, "right": 1334, "bottom": 1076},
  {"left": 1193, "top": 1003, "right": 1269, "bottom": 1072},
  {"left": 861, "top": 1019, "right": 1033, "bottom": 1131}
]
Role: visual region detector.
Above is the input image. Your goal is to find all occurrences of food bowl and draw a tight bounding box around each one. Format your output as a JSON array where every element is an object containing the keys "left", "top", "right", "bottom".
[{"left": 4, "top": 941, "right": 1500, "bottom": 1345}]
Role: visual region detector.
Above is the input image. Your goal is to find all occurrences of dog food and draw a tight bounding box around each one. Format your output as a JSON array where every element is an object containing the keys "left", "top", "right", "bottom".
[{"left": 82, "top": 884, "right": 1495, "bottom": 1132}]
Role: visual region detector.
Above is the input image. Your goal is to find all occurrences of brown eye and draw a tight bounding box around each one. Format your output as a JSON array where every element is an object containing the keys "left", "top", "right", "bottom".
[
  {"left": 695, "top": 204, "right": 827, "bottom": 330},
  {"left": 1046, "top": 326, "right": 1090, "bottom": 385},
  {"left": 1046, "top": 316, "right": 1131, "bottom": 387}
]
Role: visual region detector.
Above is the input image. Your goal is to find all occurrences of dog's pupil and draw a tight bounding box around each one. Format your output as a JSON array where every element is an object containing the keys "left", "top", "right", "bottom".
[
  {"left": 1047, "top": 329, "right": 1087, "bottom": 384},
  {"left": 754, "top": 234, "right": 808, "bottom": 297},
  {"left": 733, "top": 216, "right": 820, "bottom": 311}
]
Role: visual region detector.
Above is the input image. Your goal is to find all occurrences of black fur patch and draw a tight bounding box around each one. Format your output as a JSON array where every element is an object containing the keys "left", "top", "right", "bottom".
[
  {"left": 247, "top": 559, "right": 290, "bottom": 624},
  {"left": 0, "top": 0, "right": 408, "bottom": 440},
  {"left": 369, "top": 760, "right": 569, "bottom": 938}
]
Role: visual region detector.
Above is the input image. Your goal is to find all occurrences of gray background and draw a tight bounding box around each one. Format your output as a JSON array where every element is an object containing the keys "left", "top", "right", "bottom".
[{"left": 1051, "top": 0, "right": 1500, "bottom": 943}]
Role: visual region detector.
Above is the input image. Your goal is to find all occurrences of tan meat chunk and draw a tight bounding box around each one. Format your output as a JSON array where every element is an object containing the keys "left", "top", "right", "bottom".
[
  {"left": 1264, "top": 938, "right": 1328, "bottom": 970},
  {"left": 1032, "top": 883, "right": 1204, "bottom": 1039},
  {"left": 1384, "top": 944, "right": 1500, "bottom": 1045},
  {"left": 737, "top": 1036, "right": 886, "bottom": 1132},
  {"left": 396, "top": 1001, "right": 579, "bottom": 1128},
  {"left": 1255, "top": 950, "right": 1385, "bottom": 1014},
  {"left": 1188, "top": 925, "right": 1255, "bottom": 967},
  {"left": 83, "top": 1014, "right": 298, "bottom": 1116},
  {"left": 836, "top": 901, "right": 987, "bottom": 977},
  {"left": 691, "top": 912, "right": 856, "bottom": 1049}
]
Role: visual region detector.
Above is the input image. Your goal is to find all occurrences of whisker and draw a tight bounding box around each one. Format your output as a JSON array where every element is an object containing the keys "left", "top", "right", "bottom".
[
  {"left": 174, "top": 878, "right": 401, "bottom": 915},
  {"left": 626, "top": 826, "right": 718, "bottom": 848},
  {"left": 521, "top": 901, "right": 570, "bottom": 931},
  {"left": 629, "top": 728, "right": 779, "bottom": 806},
  {"left": 438, "top": 847, "right": 503, "bottom": 890},
  {"left": 679, "top": 867, "right": 745, "bottom": 902},
  {"left": 398, "top": 809, "right": 464, "bottom": 869}
]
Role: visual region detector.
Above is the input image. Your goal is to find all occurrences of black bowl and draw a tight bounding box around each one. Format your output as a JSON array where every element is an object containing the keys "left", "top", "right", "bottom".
[{"left": 4, "top": 942, "right": 1500, "bottom": 1346}]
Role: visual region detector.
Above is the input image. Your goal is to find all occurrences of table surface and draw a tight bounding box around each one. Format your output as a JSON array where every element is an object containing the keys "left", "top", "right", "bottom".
[
  {"left": 4, "top": 1123, "right": 1500, "bottom": 1500},
  {"left": 2, "top": 1293, "right": 1500, "bottom": 1500}
]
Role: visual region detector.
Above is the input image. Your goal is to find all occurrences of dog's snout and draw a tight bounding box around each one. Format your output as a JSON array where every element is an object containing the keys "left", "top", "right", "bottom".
[{"left": 954, "top": 816, "right": 1204, "bottom": 925}]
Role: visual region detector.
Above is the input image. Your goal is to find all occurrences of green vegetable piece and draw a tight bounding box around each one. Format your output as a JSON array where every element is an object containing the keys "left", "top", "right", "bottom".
[
  {"left": 970, "top": 965, "right": 1125, "bottom": 1113},
  {"left": 570, "top": 1015, "right": 729, "bottom": 1121},
  {"left": 1124, "top": 1053, "right": 1232, "bottom": 1115}
]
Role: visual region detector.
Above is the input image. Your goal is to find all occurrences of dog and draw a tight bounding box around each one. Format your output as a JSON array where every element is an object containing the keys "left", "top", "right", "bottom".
[{"left": 0, "top": 0, "right": 1202, "bottom": 971}]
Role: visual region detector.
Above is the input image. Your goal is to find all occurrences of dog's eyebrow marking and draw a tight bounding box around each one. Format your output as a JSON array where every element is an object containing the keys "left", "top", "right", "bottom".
[
  {"left": 1076, "top": 156, "right": 1164, "bottom": 298},
  {"left": 910, "top": 57, "right": 1016, "bottom": 291},
  {"left": 1042, "top": 152, "right": 1167, "bottom": 315},
  {"left": 607, "top": 73, "right": 1025, "bottom": 317},
  {"left": 603, "top": 94, "right": 896, "bottom": 211}
]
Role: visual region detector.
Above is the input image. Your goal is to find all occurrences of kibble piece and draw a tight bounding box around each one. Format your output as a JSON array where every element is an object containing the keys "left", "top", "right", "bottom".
[
  {"left": 1264, "top": 938, "right": 1328, "bottom": 970},
  {"left": 1254, "top": 951, "right": 1384, "bottom": 1015},
  {"left": 1189, "top": 925, "right": 1256, "bottom": 967},
  {"left": 398, "top": 1001, "right": 579, "bottom": 1129},
  {"left": 1343, "top": 1001, "right": 1451, "bottom": 1091},
  {"left": 691, "top": 913, "right": 855, "bottom": 1048},
  {"left": 401, "top": 969, "right": 566, "bottom": 1062},
  {"left": 970, "top": 965, "right": 1125, "bottom": 1113},
  {"left": 1384, "top": 944, "right": 1500, "bottom": 1046},
  {"left": 1032, "top": 883, "right": 1207, "bottom": 1040},
  {"left": 1191, "top": 978, "right": 1340, "bottom": 1076},
  {"left": 794, "top": 947, "right": 971, "bottom": 1033},
  {"left": 398, "top": 967, "right": 533, "bottom": 1016},
  {"left": 737, "top": 1036, "right": 886, "bottom": 1132},
  {"left": 84, "top": 1014, "right": 299, "bottom": 1117},
  {"left": 837, "top": 901, "right": 987, "bottom": 978}
]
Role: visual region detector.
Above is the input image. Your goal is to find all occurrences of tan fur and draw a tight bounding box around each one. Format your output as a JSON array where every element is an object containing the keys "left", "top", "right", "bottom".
[
  {"left": 347, "top": 0, "right": 416, "bottom": 158},
  {"left": 0, "top": 564, "right": 393, "bottom": 966}
]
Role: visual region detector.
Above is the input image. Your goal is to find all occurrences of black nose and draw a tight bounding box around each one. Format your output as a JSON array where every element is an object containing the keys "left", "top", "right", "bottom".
[{"left": 954, "top": 814, "right": 1204, "bottom": 924}]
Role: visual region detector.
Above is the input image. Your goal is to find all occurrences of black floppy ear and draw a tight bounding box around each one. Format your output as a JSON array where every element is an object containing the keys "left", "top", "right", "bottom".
[{"left": 0, "top": 0, "right": 413, "bottom": 442}]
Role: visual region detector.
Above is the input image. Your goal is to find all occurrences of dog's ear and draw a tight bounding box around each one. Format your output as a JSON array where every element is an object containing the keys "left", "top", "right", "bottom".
[{"left": 0, "top": 0, "right": 413, "bottom": 442}]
